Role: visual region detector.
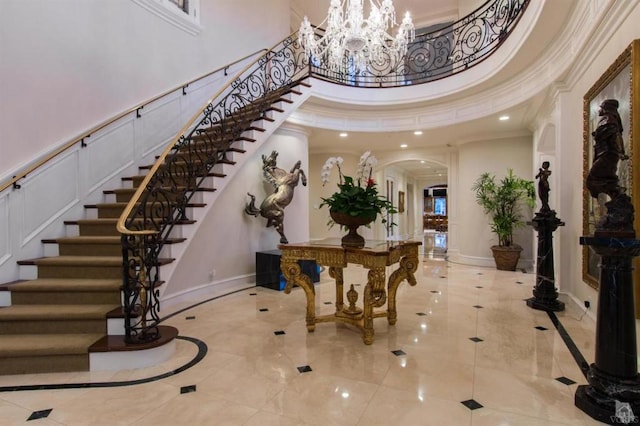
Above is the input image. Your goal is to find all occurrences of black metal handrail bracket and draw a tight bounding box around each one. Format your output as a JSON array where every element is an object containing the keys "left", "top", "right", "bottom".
[{"left": 309, "top": 0, "right": 530, "bottom": 88}]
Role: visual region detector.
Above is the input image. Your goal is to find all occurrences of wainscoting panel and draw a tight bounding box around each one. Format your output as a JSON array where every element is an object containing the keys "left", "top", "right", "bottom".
[
  {"left": 21, "top": 151, "right": 80, "bottom": 246},
  {"left": 0, "top": 195, "right": 10, "bottom": 266},
  {"left": 84, "top": 120, "right": 136, "bottom": 194},
  {"left": 0, "top": 62, "right": 246, "bottom": 283},
  {"left": 139, "top": 95, "right": 184, "bottom": 157}
]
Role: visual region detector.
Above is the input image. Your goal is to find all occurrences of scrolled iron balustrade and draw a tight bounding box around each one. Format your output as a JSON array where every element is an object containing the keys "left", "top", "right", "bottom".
[
  {"left": 117, "top": 0, "right": 530, "bottom": 344},
  {"left": 118, "top": 36, "right": 309, "bottom": 344},
  {"left": 309, "top": 0, "right": 529, "bottom": 87}
]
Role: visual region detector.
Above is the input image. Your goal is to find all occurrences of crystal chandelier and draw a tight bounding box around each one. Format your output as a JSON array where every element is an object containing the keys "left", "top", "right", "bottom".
[{"left": 299, "top": 0, "right": 415, "bottom": 73}]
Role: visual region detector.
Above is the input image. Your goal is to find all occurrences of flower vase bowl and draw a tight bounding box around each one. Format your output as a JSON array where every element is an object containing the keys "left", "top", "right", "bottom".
[{"left": 330, "top": 210, "right": 375, "bottom": 248}]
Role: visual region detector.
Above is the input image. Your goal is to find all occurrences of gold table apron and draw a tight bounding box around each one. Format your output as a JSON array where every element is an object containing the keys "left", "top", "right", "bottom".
[{"left": 279, "top": 239, "right": 421, "bottom": 345}]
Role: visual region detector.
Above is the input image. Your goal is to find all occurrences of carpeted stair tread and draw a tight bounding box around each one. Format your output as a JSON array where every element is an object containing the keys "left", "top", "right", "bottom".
[
  {"left": 9, "top": 278, "right": 121, "bottom": 292},
  {"left": 0, "top": 304, "right": 119, "bottom": 320},
  {"left": 19, "top": 255, "right": 123, "bottom": 267},
  {"left": 44, "top": 236, "right": 186, "bottom": 245},
  {"left": 0, "top": 334, "right": 103, "bottom": 357},
  {"left": 46, "top": 236, "right": 121, "bottom": 244}
]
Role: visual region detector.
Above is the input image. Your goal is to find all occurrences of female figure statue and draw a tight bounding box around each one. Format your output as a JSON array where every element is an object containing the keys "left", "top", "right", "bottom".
[{"left": 535, "top": 161, "right": 551, "bottom": 213}]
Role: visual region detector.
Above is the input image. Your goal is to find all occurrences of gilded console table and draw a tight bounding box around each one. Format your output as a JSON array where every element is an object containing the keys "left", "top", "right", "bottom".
[{"left": 278, "top": 239, "right": 421, "bottom": 345}]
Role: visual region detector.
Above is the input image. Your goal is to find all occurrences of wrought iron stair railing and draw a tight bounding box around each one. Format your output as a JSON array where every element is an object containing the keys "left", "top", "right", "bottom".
[
  {"left": 116, "top": 36, "right": 310, "bottom": 343},
  {"left": 116, "top": 0, "right": 532, "bottom": 344}
]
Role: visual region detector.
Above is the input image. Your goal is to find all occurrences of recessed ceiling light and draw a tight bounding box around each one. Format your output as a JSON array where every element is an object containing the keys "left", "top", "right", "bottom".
[
  {"left": 400, "top": 144, "right": 408, "bottom": 148},
  {"left": 499, "top": 115, "right": 510, "bottom": 121},
  {"left": 414, "top": 130, "right": 423, "bottom": 136},
  {"left": 420, "top": 160, "right": 425, "bottom": 164},
  {"left": 339, "top": 132, "right": 348, "bottom": 137}
]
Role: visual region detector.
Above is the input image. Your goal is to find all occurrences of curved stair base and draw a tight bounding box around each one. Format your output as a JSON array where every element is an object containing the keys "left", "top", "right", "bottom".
[{"left": 89, "top": 325, "right": 178, "bottom": 371}]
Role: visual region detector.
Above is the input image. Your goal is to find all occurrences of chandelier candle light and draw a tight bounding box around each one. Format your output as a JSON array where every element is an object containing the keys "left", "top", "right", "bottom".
[{"left": 299, "top": 0, "right": 415, "bottom": 73}]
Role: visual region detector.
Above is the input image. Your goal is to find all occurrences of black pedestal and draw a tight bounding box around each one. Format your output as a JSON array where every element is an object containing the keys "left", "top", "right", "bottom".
[
  {"left": 526, "top": 211, "right": 565, "bottom": 311},
  {"left": 575, "top": 237, "right": 640, "bottom": 424},
  {"left": 256, "top": 250, "right": 319, "bottom": 291}
]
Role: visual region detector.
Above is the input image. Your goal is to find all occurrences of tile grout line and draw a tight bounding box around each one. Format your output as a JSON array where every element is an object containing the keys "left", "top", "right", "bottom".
[{"left": 546, "top": 311, "right": 590, "bottom": 380}]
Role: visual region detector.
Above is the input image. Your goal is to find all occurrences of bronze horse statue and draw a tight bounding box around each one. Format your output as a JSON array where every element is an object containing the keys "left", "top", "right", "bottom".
[{"left": 245, "top": 151, "right": 307, "bottom": 244}]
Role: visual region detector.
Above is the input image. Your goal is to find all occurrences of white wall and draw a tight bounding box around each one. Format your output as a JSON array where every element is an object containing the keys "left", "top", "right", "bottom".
[
  {"left": 0, "top": 0, "right": 290, "bottom": 182},
  {"left": 453, "top": 135, "right": 534, "bottom": 268},
  {"left": 164, "top": 127, "right": 310, "bottom": 300}
]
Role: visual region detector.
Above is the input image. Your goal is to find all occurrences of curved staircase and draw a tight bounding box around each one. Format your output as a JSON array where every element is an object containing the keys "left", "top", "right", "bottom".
[{"left": 0, "top": 82, "right": 309, "bottom": 375}]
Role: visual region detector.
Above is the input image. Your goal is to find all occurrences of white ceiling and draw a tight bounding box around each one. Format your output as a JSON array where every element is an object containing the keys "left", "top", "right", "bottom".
[{"left": 289, "top": 0, "right": 564, "bottom": 180}]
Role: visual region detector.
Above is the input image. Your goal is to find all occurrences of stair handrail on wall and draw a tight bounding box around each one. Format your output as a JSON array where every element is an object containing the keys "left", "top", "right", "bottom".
[{"left": 0, "top": 49, "right": 267, "bottom": 195}]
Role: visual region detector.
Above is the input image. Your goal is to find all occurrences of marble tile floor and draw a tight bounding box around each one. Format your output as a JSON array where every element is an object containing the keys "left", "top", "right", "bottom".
[{"left": 0, "top": 253, "right": 617, "bottom": 425}]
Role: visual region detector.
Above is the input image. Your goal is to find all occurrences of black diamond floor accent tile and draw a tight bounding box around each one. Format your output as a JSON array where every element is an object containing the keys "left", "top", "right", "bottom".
[
  {"left": 515, "top": 281, "right": 524, "bottom": 285},
  {"left": 391, "top": 350, "right": 406, "bottom": 356},
  {"left": 259, "top": 308, "right": 269, "bottom": 312},
  {"left": 430, "top": 290, "right": 440, "bottom": 294},
  {"left": 180, "top": 385, "right": 196, "bottom": 394},
  {"left": 535, "top": 326, "right": 548, "bottom": 331},
  {"left": 440, "top": 276, "right": 447, "bottom": 279},
  {"left": 473, "top": 305, "right": 484, "bottom": 309},
  {"left": 477, "top": 273, "right": 483, "bottom": 275},
  {"left": 27, "top": 409, "right": 52, "bottom": 421},
  {"left": 469, "top": 337, "right": 484, "bottom": 342},
  {"left": 475, "top": 286, "right": 483, "bottom": 288},
  {"left": 354, "top": 283, "right": 361, "bottom": 286},
  {"left": 416, "top": 312, "right": 427, "bottom": 316},
  {"left": 297, "top": 365, "right": 312, "bottom": 373},
  {"left": 274, "top": 330, "right": 285, "bottom": 335},
  {"left": 324, "top": 301, "right": 333, "bottom": 305},
  {"left": 249, "top": 293, "right": 257, "bottom": 296},
  {"left": 185, "top": 316, "right": 196, "bottom": 320},
  {"left": 461, "top": 399, "right": 483, "bottom": 410},
  {"left": 555, "top": 376, "right": 576, "bottom": 385}
]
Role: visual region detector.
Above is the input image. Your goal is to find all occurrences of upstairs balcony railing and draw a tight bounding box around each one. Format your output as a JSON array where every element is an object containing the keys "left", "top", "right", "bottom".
[{"left": 309, "top": 0, "right": 530, "bottom": 87}]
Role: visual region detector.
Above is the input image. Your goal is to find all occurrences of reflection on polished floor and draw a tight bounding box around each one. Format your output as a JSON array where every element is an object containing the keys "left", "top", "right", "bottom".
[
  {"left": 0, "top": 240, "right": 605, "bottom": 425},
  {"left": 423, "top": 230, "right": 447, "bottom": 260}
]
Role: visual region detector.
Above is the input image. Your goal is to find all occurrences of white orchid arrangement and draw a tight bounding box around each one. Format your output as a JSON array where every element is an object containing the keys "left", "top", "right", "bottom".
[{"left": 319, "top": 151, "right": 396, "bottom": 227}]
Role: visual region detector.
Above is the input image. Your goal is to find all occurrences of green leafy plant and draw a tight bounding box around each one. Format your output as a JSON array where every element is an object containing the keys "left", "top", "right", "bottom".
[
  {"left": 319, "top": 152, "right": 397, "bottom": 229},
  {"left": 472, "top": 169, "right": 535, "bottom": 247}
]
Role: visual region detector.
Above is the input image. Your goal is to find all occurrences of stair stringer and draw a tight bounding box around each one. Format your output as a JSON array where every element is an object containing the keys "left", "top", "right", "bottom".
[{"left": 153, "top": 82, "right": 313, "bottom": 313}]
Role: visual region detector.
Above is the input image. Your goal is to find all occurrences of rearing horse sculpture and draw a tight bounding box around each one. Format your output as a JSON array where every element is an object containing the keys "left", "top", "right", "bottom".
[{"left": 244, "top": 151, "right": 307, "bottom": 244}]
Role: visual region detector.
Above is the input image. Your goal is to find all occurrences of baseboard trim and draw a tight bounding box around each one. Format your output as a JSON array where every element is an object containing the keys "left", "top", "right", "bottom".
[{"left": 160, "top": 274, "right": 255, "bottom": 315}]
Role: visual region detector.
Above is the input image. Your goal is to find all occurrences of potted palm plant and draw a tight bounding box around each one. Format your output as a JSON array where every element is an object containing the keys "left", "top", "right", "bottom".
[{"left": 472, "top": 169, "right": 535, "bottom": 271}]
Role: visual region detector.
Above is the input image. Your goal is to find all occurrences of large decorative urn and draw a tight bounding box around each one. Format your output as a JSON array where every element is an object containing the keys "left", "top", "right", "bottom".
[{"left": 330, "top": 210, "right": 375, "bottom": 248}]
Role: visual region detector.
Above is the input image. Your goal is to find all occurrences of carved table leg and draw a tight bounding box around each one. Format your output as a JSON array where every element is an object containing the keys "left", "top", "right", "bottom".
[
  {"left": 387, "top": 252, "right": 419, "bottom": 325},
  {"left": 329, "top": 266, "right": 344, "bottom": 313},
  {"left": 281, "top": 261, "right": 316, "bottom": 332},
  {"left": 363, "top": 267, "right": 387, "bottom": 345}
]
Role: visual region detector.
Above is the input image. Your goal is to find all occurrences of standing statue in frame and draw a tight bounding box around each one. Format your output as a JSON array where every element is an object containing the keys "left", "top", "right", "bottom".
[
  {"left": 245, "top": 151, "right": 307, "bottom": 244},
  {"left": 585, "top": 99, "right": 634, "bottom": 236}
]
